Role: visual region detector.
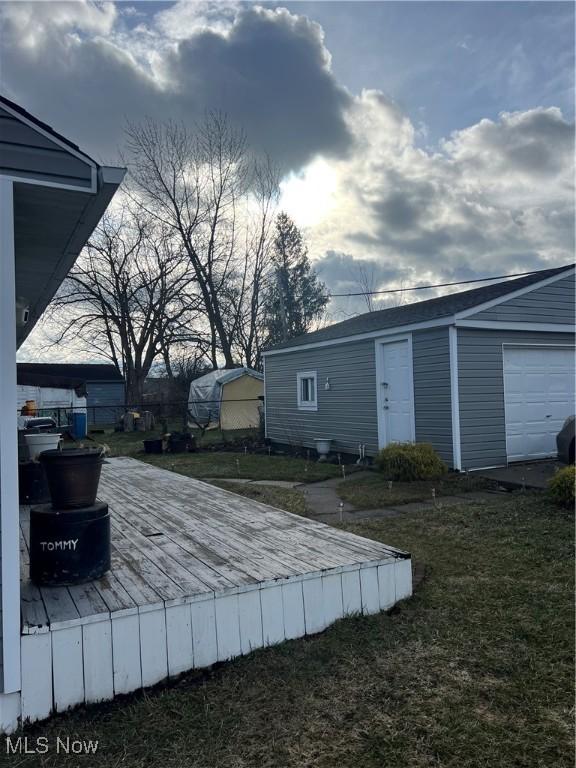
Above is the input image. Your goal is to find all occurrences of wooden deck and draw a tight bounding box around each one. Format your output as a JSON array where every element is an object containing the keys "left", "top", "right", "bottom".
[{"left": 19, "top": 457, "right": 412, "bottom": 724}]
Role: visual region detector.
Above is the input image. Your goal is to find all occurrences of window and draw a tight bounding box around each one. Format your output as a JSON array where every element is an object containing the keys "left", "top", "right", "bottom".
[{"left": 297, "top": 371, "right": 318, "bottom": 411}]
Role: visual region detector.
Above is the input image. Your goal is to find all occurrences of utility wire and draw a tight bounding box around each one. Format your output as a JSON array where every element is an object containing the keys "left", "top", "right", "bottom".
[{"left": 328, "top": 269, "right": 544, "bottom": 298}]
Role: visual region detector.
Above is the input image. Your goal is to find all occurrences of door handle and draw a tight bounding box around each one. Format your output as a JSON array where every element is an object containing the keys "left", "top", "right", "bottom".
[{"left": 383, "top": 405, "right": 389, "bottom": 410}]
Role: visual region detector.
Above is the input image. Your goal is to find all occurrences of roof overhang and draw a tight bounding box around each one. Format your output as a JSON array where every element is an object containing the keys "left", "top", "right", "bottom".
[{"left": 13, "top": 166, "right": 125, "bottom": 348}]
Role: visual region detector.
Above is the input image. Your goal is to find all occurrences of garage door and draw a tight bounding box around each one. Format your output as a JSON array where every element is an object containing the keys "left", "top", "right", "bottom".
[{"left": 504, "top": 346, "right": 575, "bottom": 462}]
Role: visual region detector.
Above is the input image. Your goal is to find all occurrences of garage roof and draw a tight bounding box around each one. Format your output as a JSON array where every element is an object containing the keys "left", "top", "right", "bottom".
[{"left": 265, "top": 264, "right": 574, "bottom": 353}]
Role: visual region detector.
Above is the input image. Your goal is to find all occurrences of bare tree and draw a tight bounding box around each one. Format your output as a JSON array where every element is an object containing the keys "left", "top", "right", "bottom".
[
  {"left": 123, "top": 113, "right": 278, "bottom": 370},
  {"left": 48, "top": 205, "right": 203, "bottom": 404},
  {"left": 229, "top": 156, "right": 279, "bottom": 369},
  {"left": 351, "top": 263, "right": 377, "bottom": 313}
]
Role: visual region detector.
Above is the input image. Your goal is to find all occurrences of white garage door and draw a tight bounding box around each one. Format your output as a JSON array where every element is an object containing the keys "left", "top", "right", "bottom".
[{"left": 504, "top": 346, "right": 575, "bottom": 462}]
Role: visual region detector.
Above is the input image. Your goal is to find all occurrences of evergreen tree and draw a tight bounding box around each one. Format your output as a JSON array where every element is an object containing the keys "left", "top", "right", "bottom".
[{"left": 264, "top": 213, "right": 329, "bottom": 344}]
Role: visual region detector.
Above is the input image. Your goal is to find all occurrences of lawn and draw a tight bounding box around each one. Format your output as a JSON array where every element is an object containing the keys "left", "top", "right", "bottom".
[
  {"left": 15, "top": 493, "right": 573, "bottom": 768},
  {"left": 141, "top": 452, "right": 341, "bottom": 483},
  {"left": 338, "top": 470, "right": 496, "bottom": 509},
  {"left": 85, "top": 428, "right": 341, "bottom": 483},
  {"left": 87, "top": 426, "right": 257, "bottom": 458}
]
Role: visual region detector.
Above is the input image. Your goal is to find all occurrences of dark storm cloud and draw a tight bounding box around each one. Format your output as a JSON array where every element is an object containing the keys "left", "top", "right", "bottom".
[
  {"left": 164, "top": 6, "right": 353, "bottom": 169},
  {"left": 0, "top": 4, "right": 352, "bottom": 169}
]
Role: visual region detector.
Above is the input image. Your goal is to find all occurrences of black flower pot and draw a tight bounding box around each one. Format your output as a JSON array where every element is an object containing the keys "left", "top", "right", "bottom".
[
  {"left": 39, "top": 448, "right": 104, "bottom": 509},
  {"left": 143, "top": 438, "right": 163, "bottom": 454},
  {"left": 168, "top": 432, "right": 195, "bottom": 453}
]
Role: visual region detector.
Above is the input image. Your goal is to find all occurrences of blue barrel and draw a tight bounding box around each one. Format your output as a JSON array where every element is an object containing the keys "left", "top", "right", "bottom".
[{"left": 71, "top": 412, "right": 87, "bottom": 440}]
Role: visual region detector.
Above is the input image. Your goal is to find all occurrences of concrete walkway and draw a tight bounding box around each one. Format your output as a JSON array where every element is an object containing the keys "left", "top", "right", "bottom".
[
  {"left": 300, "top": 477, "right": 507, "bottom": 523},
  {"left": 207, "top": 473, "right": 510, "bottom": 523},
  {"left": 474, "top": 459, "right": 560, "bottom": 490},
  {"left": 205, "top": 478, "right": 302, "bottom": 489}
]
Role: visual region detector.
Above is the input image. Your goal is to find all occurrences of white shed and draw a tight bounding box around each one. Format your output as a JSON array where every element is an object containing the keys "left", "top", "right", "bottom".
[{"left": 188, "top": 368, "right": 264, "bottom": 431}]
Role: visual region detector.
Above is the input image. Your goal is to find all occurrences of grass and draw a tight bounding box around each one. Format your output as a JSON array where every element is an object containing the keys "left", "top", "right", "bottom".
[
  {"left": 84, "top": 427, "right": 341, "bottom": 483},
  {"left": 210, "top": 481, "right": 309, "bottom": 516},
  {"left": 141, "top": 452, "right": 341, "bottom": 483},
  {"left": 88, "top": 426, "right": 257, "bottom": 458},
  {"left": 338, "top": 470, "right": 496, "bottom": 509},
  {"left": 16, "top": 493, "right": 573, "bottom": 768}
]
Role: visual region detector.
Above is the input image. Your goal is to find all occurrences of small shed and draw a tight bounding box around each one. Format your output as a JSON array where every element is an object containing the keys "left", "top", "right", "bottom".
[
  {"left": 16, "top": 367, "right": 87, "bottom": 427},
  {"left": 17, "top": 363, "right": 125, "bottom": 425},
  {"left": 188, "top": 368, "right": 264, "bottom": 431}
]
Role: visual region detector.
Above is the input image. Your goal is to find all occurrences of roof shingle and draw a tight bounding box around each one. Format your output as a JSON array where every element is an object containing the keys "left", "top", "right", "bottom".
[{"left": 267, "top": 264, "right": 574, "bottom": 352}]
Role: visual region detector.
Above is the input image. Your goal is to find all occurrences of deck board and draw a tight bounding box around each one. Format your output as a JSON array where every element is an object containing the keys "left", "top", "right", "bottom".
[{"left": 20, "top": 457, "right": 406, "bottom": 633}]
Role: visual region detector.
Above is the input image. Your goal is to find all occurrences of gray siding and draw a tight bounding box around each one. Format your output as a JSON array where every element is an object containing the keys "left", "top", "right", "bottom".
[
  {"left": 0, "top": 106, "right": 93, "bottom": 188},
  {"left": 469, "top": 274, "right": 574, "bottom": 324},
  {"left": 0, "top": 502, "right": 2, "bottom": 689},
  {"left": 265, "top": 339, "right": 379, "bottom": 456},
  {"left": 87, "top": 381, "right": 125, "bottom": 425},
  {"left": 457, "top": 328, "right": 575, "bottom": 469},
  {"left": 412, "top": 328, "right": 453, "bottom": 465}
]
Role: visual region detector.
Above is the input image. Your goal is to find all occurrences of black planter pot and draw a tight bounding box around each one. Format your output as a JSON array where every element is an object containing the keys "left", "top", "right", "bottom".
[
  {"left": 168, "top": 432, "right": 195, "bottom": 453},
  {"left": 30, "top": 502, "right": 110, "bottom": 586},
  {"left": 19, "top": 460, "right": 51, "bottom": 504},
  {"left": 39, "top": 448, "right": 104, "bottom": 509},
  {"left": 143, "top": 438, "right": 163, "bottom": 454}
]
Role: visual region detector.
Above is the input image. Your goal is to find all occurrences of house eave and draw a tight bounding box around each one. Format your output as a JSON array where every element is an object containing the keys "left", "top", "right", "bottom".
[{"left": 13, "top": 166, "right": 126, "bottom": 348}]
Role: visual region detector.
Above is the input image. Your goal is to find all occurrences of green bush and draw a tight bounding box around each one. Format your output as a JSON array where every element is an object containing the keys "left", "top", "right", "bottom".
[
  {"left": 375, "top": 442, "right": 447, "bottom": 481},
  {"left": 547, "top": 466, "right": 575, "bottom": 509}
]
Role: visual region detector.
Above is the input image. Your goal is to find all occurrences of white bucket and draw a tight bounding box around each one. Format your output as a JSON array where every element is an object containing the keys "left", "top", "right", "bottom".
[
  {"left": 314, "top": 438, "right": 332, "bottom": 460},
  {"left": 24, "top": 433, "right": 62, "bottom": 461}
]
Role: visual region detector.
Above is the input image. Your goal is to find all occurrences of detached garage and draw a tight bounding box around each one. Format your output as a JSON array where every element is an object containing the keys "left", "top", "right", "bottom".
[{"left": 264, "top": 264, "right": 575, "bottom": 470}]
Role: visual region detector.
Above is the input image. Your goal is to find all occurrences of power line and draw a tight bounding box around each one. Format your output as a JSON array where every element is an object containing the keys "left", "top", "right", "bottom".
[{"left": 328, "top": 269, "right": 544, "bottom": 298}]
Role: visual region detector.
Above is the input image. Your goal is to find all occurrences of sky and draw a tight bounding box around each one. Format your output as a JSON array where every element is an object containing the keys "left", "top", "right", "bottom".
[{"left": 1, "top": 0, "right": 574, "bottom": 352}]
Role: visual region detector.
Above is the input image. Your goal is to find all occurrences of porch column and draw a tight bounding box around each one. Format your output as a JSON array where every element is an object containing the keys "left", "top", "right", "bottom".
[{"left": 0, "top": 176, "right": 21, "bottom": 696}]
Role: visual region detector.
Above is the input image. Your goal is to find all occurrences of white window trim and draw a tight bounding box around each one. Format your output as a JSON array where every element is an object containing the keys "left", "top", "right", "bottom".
[
  {"left": 297, "top": 370, "right": 318, "bottom": 411},
  {"left": 374, "top": 334, "right": 415, "bottom": 449}
]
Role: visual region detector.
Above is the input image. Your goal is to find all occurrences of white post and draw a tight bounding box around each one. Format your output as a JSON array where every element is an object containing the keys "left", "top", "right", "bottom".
[
  {"left": 0, "top": 176, "right": 21, "bottom": 694},
  {"left": 449, "top": 325, "right": 462, "bottom": 471}
]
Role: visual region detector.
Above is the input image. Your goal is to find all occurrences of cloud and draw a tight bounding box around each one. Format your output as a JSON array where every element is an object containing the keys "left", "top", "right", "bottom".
[
  {"left": 162, "top": 6, "right": 353, "bottom": 168},
  {"left": 2, "top": 0, "right": 573, "bottom": 358},
  {"left": 0, "top": 1, "right": 352, "bottom": 168},
  {"left": 285, "top": 95, "right": 574, "bottom": 284},
  {"left": 443, "top": 107, "right": 573, "bottom": 182}
]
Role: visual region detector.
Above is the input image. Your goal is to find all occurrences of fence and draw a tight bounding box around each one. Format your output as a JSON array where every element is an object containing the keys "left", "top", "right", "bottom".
[{"left": 18, "top": 398, "right": 265, "bottom": 435}]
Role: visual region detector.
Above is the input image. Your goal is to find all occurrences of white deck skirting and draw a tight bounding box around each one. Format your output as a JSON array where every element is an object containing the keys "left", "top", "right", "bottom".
[{"left": 16, "top": 457, "right": 412, "bottom": 728}]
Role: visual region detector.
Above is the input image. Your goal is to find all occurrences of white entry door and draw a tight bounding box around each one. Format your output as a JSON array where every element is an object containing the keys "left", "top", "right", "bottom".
[
  {"left": 377, "top": 338, "right": 414, "bottom": 447},
  {"left": 503, "top": 346, "right": 575, "bottom": 462}
]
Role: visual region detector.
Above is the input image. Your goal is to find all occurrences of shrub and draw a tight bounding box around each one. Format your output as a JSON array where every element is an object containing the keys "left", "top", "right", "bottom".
[
  {"left": 375, "top": 442, "right": 447, "bottom": 481},
  {"left": 547, "top": 466, "right": 575, "bottom": 509}
]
